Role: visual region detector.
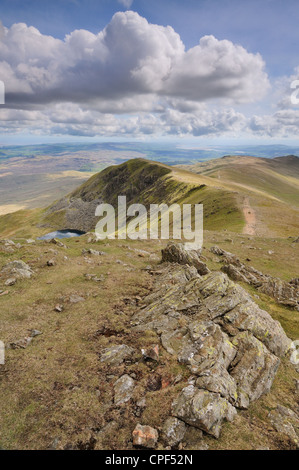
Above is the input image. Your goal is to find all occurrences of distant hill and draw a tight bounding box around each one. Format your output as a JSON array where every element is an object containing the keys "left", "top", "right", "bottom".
[
  {"left": 40, "top": 158, "right": 243, "bottom": 234},
  {"left": 0, "top": 156, "right": 299, "bottom": 239},
  {"left": 178, "top": 155, "right": 299, "bottom": 237}
]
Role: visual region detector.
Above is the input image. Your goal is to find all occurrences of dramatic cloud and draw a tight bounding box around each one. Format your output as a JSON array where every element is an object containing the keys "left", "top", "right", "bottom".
[
  {"left": 0, "top": 10, "right": 284, "bottom": 138},
  {"left": 0, "top": 12, "right": 269, "bottom": 107}
]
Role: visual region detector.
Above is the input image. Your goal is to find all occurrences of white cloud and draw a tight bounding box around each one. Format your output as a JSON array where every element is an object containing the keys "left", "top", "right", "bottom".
[
  {"left": 0, "top": 12, "right": 269, "bottom": 108},
  {"left": 0, "top": 11, "right": 275, "bottom": 138},
  {"left": 249, "top": 109, "right": 299, "bottom": 137}
]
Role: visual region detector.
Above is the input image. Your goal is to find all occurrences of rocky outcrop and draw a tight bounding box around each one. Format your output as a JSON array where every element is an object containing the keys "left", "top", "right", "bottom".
[
  {"left": 41, "top": 159, "right": 176, "bottom": 232},
  {"left": 173, "top": 385, "right": 237, "bottom": 438},
  {"left": 132, "top": 244, "right": 291, "bottom": 439},
  {"left": 211, "top": 246, "right": 299, "bottom": 311},
  {"left": 132, "top": 424, "right": 159, "bottom": 448},
  {"left": 162, "top": 242, "right": 210, "bottom": 275},
  {"left": 114, "top": 375, "right": 135, "bottom": 406},
  {"left": 0, "top": 260, "right": 33, "bottom": 280},
  {"left": 99, "top": 344, "right": 134, "bottom": 366},
  {"left": 268, "top": 405, "right": 299, "bottom": 448},
  {"left": 161, "top": 417, "right": 186, "bottom": 447}
]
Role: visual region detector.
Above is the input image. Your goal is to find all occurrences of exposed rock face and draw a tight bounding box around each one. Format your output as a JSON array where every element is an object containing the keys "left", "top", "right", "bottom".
[
  {"left": 100, "top": 344, "right": 134, "bottom": 366},
  {"left": 45, "top": 197, "right": 101, "bottom": 233},
  {"left": 132, "top": 244, "right": 291, "bottom": 439},
  {"left": 132, "top": 424, "right": 159, "bottom": 448},
  {"left": 1, "top": 260, "right": 33, "bottom": 280},
  {"left": 173, "top": 385, "right": 237, "bottom": 438},
  {"left": 269, "top": 405, "right": 299, "bottom": 448},
  {"left": 210, "top": 246, "right": 299, "bottom": 311},
  {"left": 82, "top": 248, "right": 106, "bottom": 256},
  {"left": 162, "top": 242, "right": 210, "bottom": 275},
  {"left": 42, "top": 159, "right": 175, "bottom": 232},
  {"left": 141, "top": 344, "right": 159, "bottom": 362},
  {"left": 161, "top": 417, "right": 186, "bottom": 447},
  {"left": 9, "top": 329, "right": 42, "bottom": 350},
  {"left": 114, "top": 375, "right": 135, "bottom": 406}
]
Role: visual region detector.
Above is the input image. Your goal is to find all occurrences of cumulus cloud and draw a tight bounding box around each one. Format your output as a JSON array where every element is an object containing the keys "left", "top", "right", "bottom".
[
  {"left": 249, "top": 109, "right": 299, "bottom": 137},
  {"left": 0, "top": 11, "right": 274, "bottom": 138},
  {"left": 0, "top": 11, "right": 269, "bottom": 108}
]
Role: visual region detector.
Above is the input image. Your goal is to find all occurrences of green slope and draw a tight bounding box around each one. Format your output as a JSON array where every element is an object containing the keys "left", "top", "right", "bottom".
[{"left": 0, "top": 158, "right": 245, "bottom": 237}]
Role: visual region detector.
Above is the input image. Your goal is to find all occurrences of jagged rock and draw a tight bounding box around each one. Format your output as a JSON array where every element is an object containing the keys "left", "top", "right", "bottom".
[
  {"left": 5, "top": 278, "right": 16, "bottom": 286},
  {"left": 47, "top": 259, "right": 55, "bottom": 267},
  {"left": 132, "top": 424, "right": 158, "bottom": 448},
  {"left": 230, "top": 332, "right": 280, "bottom": 409},
  {"left": 210, "top": 245, "right": 226, "bottom": 256},
  {"left": 2, "top": 239, "right": 15, "bottom": 247},
  {"left": 268, "top": 405, "right": 299, "bottom": 448},
  {"left": 1, "top": 260, "right": 33, "bottom": 279},
  {"left": 100, "top": 344, "right": 134, "bottom": 366},
  {"left": 219, "top": 300, "right": 291, "bottom": 357},
  {"left": 113, "top": 375, "right": 135, "bottom": 405},
  {"left": 161, "top": 417, "right": 186, "bottom": 447},
  {"left": 259, "top": 278, "right": 299, "bottom": 311},
  {"left": 82, "top": 248, "right": 106, "bottom": 256},
  {"left": 84, "top": 273, "right": 105, "bottom": 282},
  {"left": 162, "top": 242, "right": 210, "bottom": 275},
  {"left": 210, "top": 246, "right": 239, "bottom": 265},
  {"left": 51, "top": 238, "right": 66, "bottom": 248},
  {"left": 173, "top": 385, "right": 237, "bottom": 438},
  {"left": 26, "top": 239, "right": 35, "bottom": 244},
  {"left": 221, "top": 264, "right": 251, "bottom": 284},
  {"left": 162, "top": 320, "right": 237, "bottom": 376},
  {"left": 9, "top": 337, "right": 33, "bottom": 349},
  {"left": 9, "top": 329, "right": 42, "bottom": 349},
  {"left": 131, "top": 243, "right": 291, "bottom": 438},
  {"left": 141, "top": 344, "right": 159, "bottom": 362},
  {"left": 214, "top": 247, "right": 299, "bottom": 311},
  {"left": 54, "top": 304, "right": 64, "bottom": 312},
  {"left": 195, "top": 364, "right": 238, "bottom": 404}
]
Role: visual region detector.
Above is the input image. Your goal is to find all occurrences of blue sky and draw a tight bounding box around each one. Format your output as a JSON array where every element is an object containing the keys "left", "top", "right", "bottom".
[{"left": 0, "top": 0, "right": 298, "bottom": 144}]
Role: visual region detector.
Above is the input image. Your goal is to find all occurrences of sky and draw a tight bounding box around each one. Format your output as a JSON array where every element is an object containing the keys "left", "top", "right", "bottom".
[{"left": 0, "top": 0, "right": 298, "bottom": 145}]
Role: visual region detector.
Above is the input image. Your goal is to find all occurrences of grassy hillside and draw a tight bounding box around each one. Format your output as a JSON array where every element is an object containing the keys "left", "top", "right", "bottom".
[
  {"left": 0, "top": 158, "right": 244, "bottom": 238},
  {"left": 179, "top": 155, "right": 299, "bottom": 237},
  {"left": 1, "top": 155, "right": 298, "bottom": 239},
  {"left": 0, "top": 233, "right": 298, "bottom": 450},
  {"left": 0, "top": 156, "right": 298, "bottom": 451}
]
